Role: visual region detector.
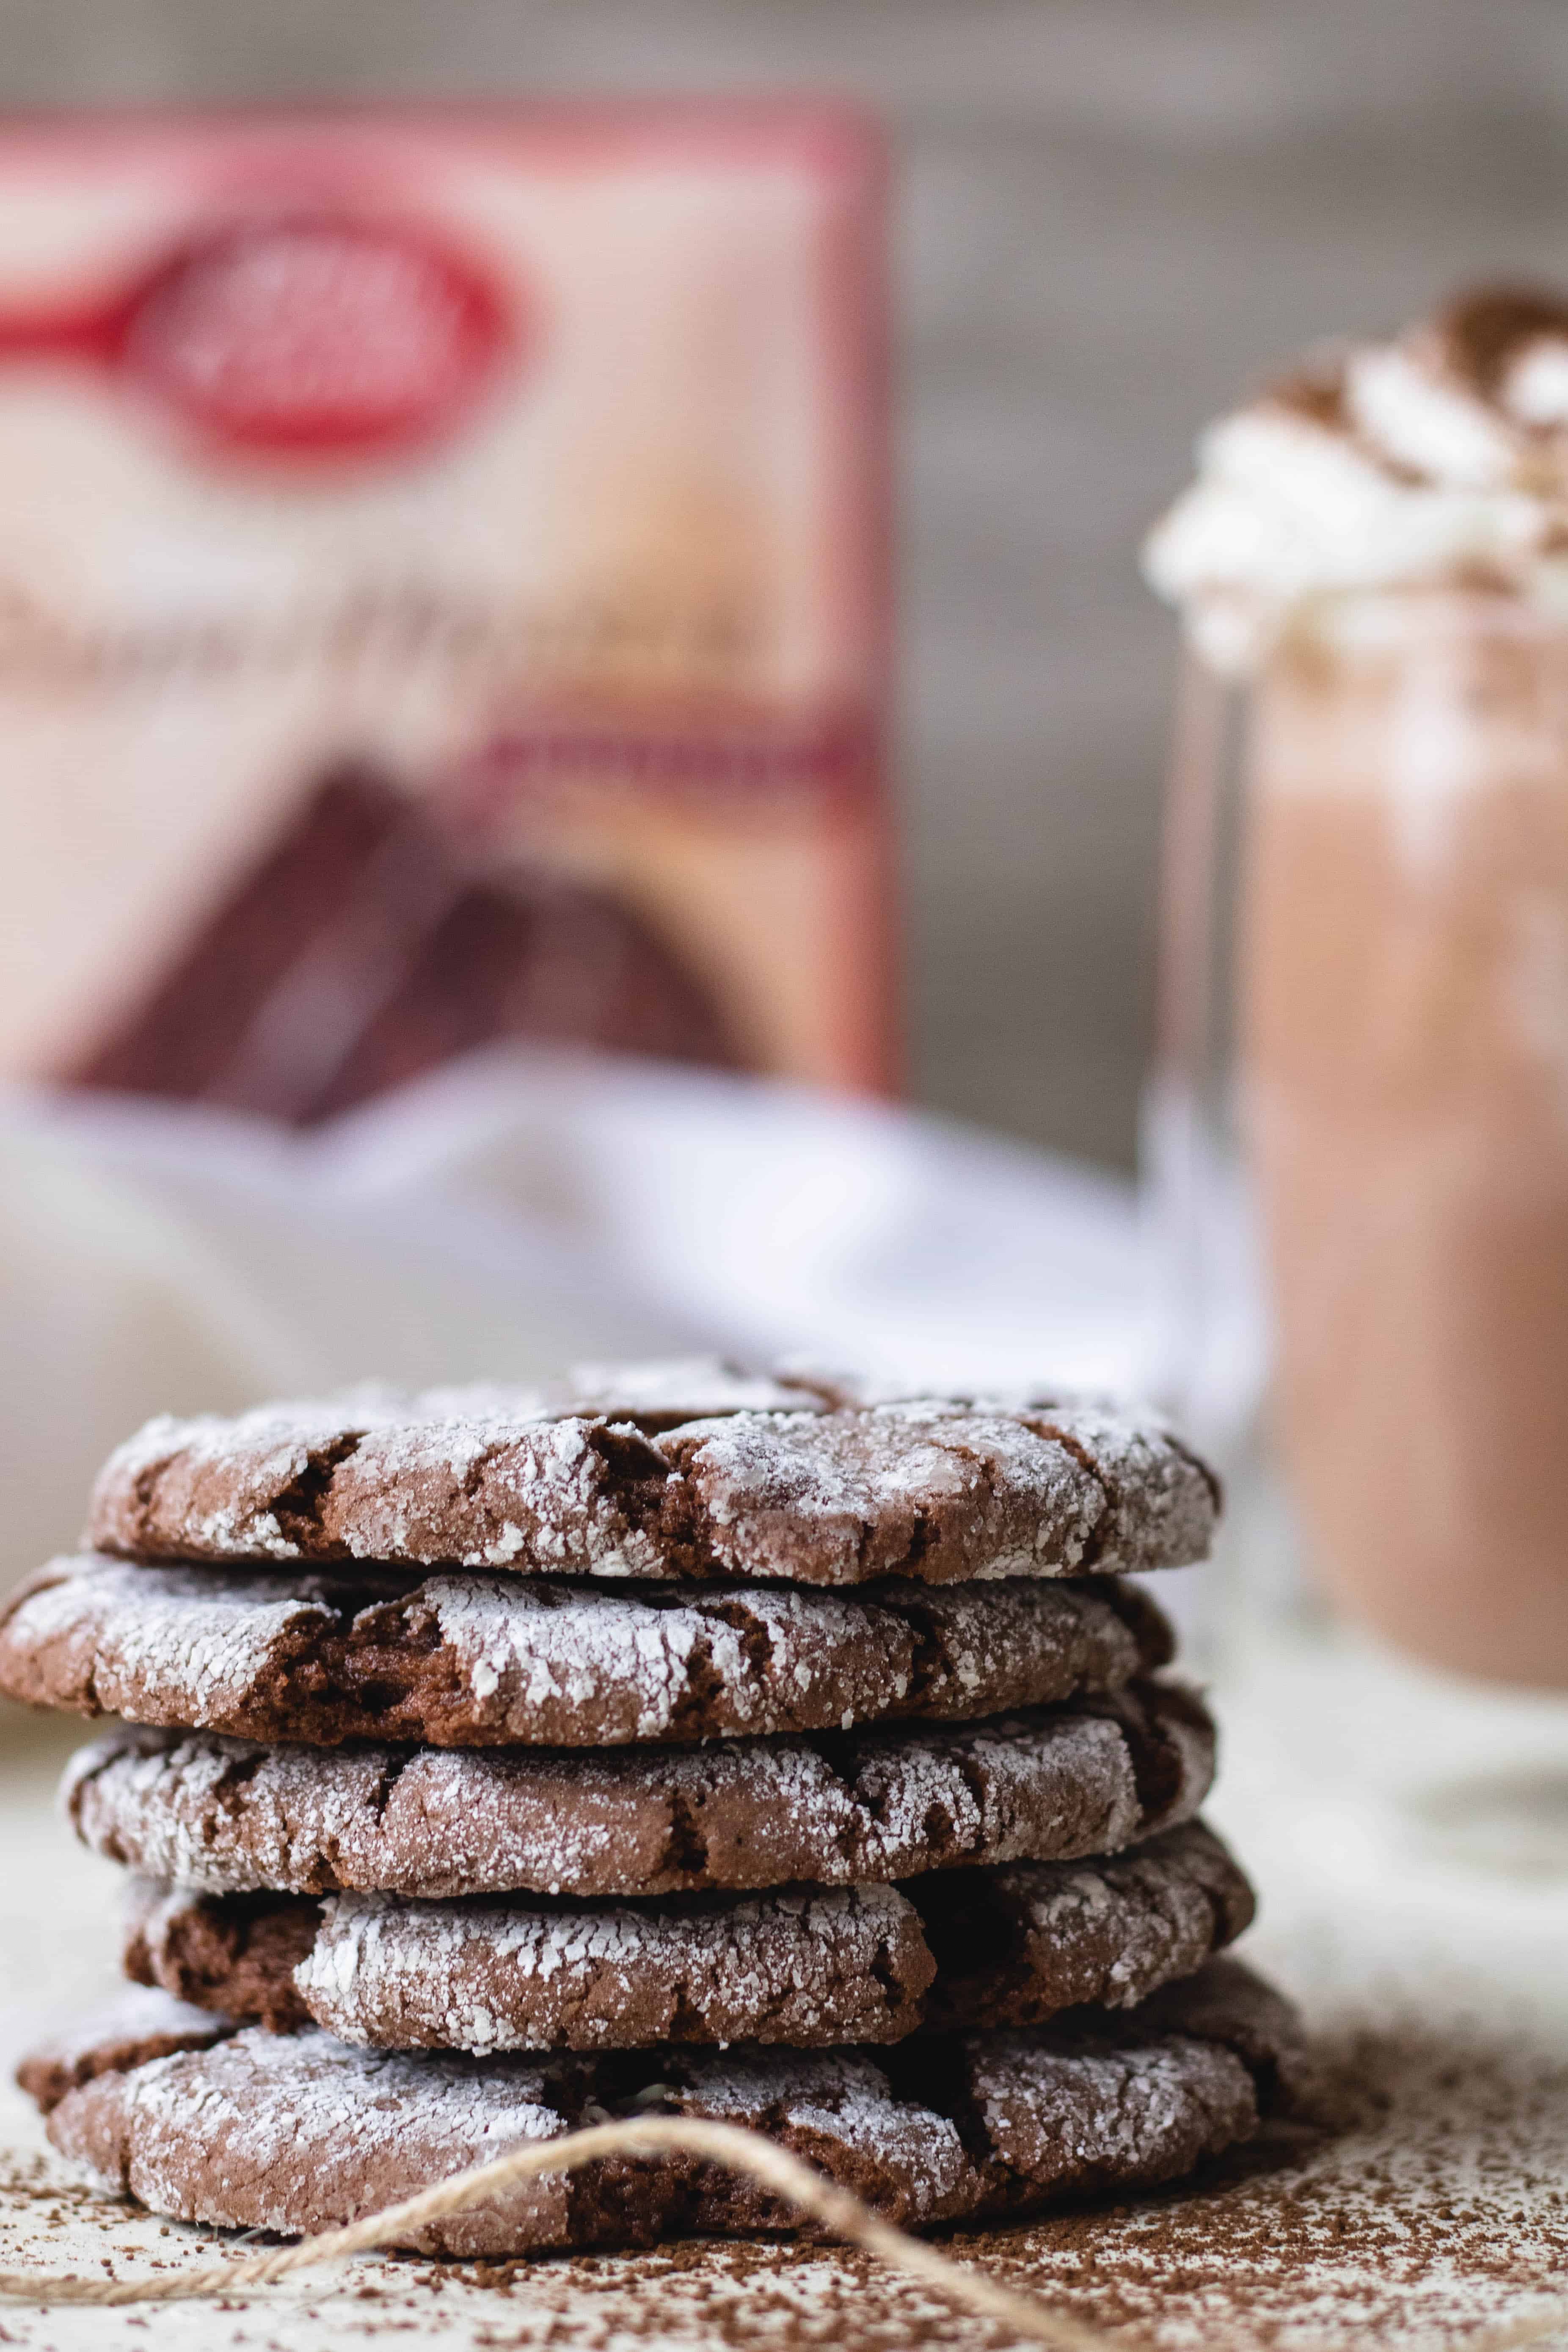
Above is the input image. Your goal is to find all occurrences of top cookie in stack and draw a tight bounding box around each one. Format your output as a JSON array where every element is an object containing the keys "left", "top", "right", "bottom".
[
  {"left": 85, "top": 1359, "right": 1219, "bottom": 1588},
  {"left": 3, "top": 1361, "right": 1309, "bottom": 2258}
]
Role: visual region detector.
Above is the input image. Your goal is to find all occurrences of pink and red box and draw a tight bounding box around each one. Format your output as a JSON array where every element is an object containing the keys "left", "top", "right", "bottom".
[{"left": 0, "top": 106, "right": 893, "bottom": 1123}]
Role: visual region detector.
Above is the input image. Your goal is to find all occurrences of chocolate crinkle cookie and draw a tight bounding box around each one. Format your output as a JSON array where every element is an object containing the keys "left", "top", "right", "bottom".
[
  {"left": 0, "top": 1556, "right": 1171, "bottom": 1747},
  {"left": 118, "top": 1820, "right": 1254, "bottom": 2051},
  {"left": 85, "top": 1359, "right": 1219, "bottom": 1586},
  {"left": 62, "top": 1679, "right": 1216, "bottom": 1899},
  {"left": 14, "top": 1987, "right": 231, "bottom": 2116},
  {"left": 28, "top": 1959, "right": 1308, "bottom": 2253}
]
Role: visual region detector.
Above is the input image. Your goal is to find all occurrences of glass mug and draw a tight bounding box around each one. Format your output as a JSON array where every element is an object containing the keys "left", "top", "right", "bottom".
[{"left": 1149, "top": 588, "right": 1568, "bottom": 1870}]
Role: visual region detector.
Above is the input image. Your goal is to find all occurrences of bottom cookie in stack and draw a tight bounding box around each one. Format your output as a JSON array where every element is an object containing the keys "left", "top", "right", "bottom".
[{"left": 24, "top": 1960, "right": 1309, "bottom": 2255}]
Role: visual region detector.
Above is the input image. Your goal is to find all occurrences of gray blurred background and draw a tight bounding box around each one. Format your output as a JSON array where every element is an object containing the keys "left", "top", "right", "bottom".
[{"left": 5, "top": 0, "right": 1566, "bottom": 1167}]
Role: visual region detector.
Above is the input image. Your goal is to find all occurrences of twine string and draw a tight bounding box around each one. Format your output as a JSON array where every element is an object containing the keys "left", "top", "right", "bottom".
[{"left": 0, "top": 2112, "right": 1111, "bottom": 2342}]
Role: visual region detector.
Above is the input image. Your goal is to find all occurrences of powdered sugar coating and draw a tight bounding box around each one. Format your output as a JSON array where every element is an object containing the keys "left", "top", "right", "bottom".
[
  {"left": 87, "top": 1362, "right": 1218, "bottom": 1586},
  {"left": 965, "top": 2031, "right": 1256, "bottom": 2194},
  {"left": 953, "top": 1820, "right": 1256, "bottom": 2017},
  {"left": 659, "top": 1410, "right": 1103, "bottom": 1583},
  {"left": 38, "top": 1959, "right": 1304, "bottom": 2252},
  {"left": 63, "top": 1681, "right": 1215, "bottom": 1900},
  {"left": 49, "top": 2027, "right": 581, "bottom": 2253},
  {"left": 912, "top": 1821, "right": 1256, "bottom": 2037},
  {"left": 292, "top": 1882, "right": 932, "bottom": 2051},
  {"left": 0, "top": 1555, "right": 1168, "bottom": 1746},
  {"left": 0, "top": 1558, "right": 336, "bottom": 1725}
]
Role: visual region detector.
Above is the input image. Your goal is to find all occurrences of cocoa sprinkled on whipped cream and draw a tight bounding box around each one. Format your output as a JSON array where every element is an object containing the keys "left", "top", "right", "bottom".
[{"left": 1145, "top": 284, "right": 1568, "bottom": 670}]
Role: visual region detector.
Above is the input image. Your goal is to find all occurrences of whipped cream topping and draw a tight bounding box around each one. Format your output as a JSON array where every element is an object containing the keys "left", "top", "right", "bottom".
[{"left": 1144, "top": 288, "right": 1568, "bottom": 671}]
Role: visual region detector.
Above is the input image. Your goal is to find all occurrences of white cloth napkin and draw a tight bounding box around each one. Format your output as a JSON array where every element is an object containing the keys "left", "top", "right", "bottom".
[{"left": 0, "top": 1048, "right": 1150, "bottom": 1584}]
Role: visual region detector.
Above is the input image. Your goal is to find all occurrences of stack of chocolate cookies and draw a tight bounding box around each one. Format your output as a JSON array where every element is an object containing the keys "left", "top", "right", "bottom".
[{"left": 1, "top": 1362, "right": 1307, "bottom": 2255}]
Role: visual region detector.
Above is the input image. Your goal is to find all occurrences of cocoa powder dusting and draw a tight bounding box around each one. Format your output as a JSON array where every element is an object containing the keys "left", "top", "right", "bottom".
[{"left": 381, "top": 2018, "right": 1568, "bottom": 2351}]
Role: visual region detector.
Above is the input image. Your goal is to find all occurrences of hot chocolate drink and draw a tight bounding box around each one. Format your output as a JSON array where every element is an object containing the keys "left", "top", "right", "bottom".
[
  {"left": 1245, "top": 597, "right": 1568, "bottom": 1678},
  {"left": 1147, "top": 291, "right": 1568, "bottom": 1685}
]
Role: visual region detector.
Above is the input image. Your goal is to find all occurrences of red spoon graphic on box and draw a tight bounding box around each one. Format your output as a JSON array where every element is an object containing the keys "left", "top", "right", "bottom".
[{"left": 0, "top": 210, "right": 517, "bottom": 463}]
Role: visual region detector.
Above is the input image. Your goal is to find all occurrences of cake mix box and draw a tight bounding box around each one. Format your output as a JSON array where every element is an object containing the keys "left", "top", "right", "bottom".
[{"left": 0, "top": 106, "right": 892, "bottom": 1122}]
